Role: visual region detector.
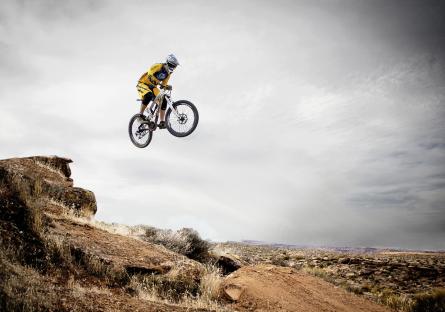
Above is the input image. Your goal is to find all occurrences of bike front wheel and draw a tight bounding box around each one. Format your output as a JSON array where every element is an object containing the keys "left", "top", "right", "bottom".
[
  {"left": 166, "top": 100, "right": 199, "bottom": 137},
  {"left": 128, "top": 114, "right": 153, "bottom": 148}
]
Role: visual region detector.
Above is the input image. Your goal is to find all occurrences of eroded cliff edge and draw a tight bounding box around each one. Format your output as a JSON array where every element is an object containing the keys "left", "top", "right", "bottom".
[{"left": 0, "top": 156, "right": 207, "bottom": 311}]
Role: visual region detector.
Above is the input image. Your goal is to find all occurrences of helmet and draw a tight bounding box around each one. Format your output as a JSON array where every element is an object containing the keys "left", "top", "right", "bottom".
[{"left": 166, "top": 54, "right": 179, "bottom": 71}]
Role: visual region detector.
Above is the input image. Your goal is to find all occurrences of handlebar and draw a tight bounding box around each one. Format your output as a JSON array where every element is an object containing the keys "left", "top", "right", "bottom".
[
  {"left": 160, "top": 85, "right": 172, "bottom": 91},
  {"left": 161, "top": 88, "right": 172, "bottom": 97}
]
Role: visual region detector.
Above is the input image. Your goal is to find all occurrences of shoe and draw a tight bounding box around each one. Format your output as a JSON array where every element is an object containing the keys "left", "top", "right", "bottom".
[
  {"left": 158, "top": 121, "right": 166, "bottom": 129},
  {"left": 148, "top": 121, "right": 157, "bottom": 131}
]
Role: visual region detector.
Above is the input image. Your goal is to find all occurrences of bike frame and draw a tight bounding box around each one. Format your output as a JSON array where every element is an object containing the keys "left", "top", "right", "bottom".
[{"left": 145, "top": 89, "right": 179, "bottom": 121}]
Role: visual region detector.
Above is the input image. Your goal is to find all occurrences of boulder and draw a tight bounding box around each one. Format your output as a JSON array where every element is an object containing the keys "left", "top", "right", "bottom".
[
  {"left": 216, "top": 254, "right": 243, "bottom": 275},
  {"left": 223, "top": 284, "right": 244, "bottom": 301}
]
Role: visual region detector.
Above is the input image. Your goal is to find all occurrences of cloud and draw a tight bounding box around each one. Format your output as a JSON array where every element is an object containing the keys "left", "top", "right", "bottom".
[{"left": 0, "top": 0, "right": 444, "bottom": 250}]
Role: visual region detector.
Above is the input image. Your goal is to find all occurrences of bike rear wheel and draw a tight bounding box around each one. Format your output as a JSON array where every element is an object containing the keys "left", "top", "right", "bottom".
[
  {"left": 166, "top": 100, "right": 199, "bottom": 137},
  {"left": 128, "top": 114, "right": 153, "bottom": 148}
]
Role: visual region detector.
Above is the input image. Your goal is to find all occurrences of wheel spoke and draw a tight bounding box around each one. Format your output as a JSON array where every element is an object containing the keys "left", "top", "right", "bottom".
[
  {"left": 165, "top": 102, "right": 198, "bottom": 137},
  {"left": 169, "top": 104, "right": 195, "bottom": 134}
]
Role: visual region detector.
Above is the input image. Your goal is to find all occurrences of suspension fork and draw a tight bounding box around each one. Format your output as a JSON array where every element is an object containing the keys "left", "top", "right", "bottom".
[{"left": 166, "top": 97, "right": 180, "bottom": 118}]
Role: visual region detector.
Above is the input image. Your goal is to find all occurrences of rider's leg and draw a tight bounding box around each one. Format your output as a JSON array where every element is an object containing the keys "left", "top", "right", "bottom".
[
  {"left": 159, "top": 91, "right": 168, "bottom": 128},
  {"left": 139, "top": 103, "right": 147, "bottom": 115},
  {"left": 158, "top": 109, "right": 166, "bottom": 128},
  {"left": 152, "top": 87, "right": 167, "bottom": 125},
  {"left": 160, "top": 107, "right": 166, "bottom": 122},
  {"left": 159, "top": 92, "right": 168, "bottom": 121},
  {"left": 140, "top": 91, "right": 154, "bottom": 115}
]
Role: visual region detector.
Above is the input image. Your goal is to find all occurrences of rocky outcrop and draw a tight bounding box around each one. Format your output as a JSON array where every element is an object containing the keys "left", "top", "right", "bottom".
[
  {"left": 29, "top": 156, "right": 73, "bottom": 180},
  {"left": 50, "top": 219, "right": 202, "bottom": 277},
  {"left": 0, "top": 155, "right": 203, "bottom": 276},
  {"left": 0, "top": 156, "right": 96, "bottom": 217},
  {"left": 0, "top": 156, "right": 206, "bottom": 312}
]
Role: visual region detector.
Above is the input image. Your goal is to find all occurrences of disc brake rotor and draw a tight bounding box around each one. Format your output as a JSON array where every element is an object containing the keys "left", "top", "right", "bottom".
[{"left": 177, "top": 113, "right": 188, "bottom": 125}]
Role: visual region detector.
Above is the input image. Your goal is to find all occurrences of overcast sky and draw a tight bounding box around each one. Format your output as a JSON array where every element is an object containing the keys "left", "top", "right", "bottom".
[{"left": 1, "top": 0, "right": 444, "bottom": 250}]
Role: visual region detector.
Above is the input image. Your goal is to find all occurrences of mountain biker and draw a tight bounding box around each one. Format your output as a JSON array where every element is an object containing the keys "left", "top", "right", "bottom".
[{"left": 136, "top": 54, "right": 179, "bottom": 129}]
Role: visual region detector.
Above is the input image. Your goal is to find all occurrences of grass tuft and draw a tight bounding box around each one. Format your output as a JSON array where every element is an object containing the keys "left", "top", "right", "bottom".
[
  {"left": 198, "top": 263, "right": 223, "bottom": 302},
  {"left": 0, "top": 252, "right": 58, "bottom": 312},
  {"left": 302, "top": 266, "right": 337, "bottom": 284},
  {"left": 79, "top": 253, "right": 128, "bottom": 286},
  {"left": 127, "top": 262, "right": 227, "bottom": 310},
  {"left": 411, "top": 288, "right": 445, "bottom": 312},
  {"left": 44, "top": 234, "right": 73, "bottom": 266},
  {"left": 33, "top": 178, "right": 43, "bottom": 197}
]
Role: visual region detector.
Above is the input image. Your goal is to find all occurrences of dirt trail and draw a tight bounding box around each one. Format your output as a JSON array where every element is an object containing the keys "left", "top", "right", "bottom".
[{"left": 222, "top": 264, "right": 391, "bottom": 312}]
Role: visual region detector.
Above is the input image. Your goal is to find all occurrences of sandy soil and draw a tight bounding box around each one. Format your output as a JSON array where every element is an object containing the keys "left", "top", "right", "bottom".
[{"left": 222, "top": 264, "right": 391, "bottom": 312}]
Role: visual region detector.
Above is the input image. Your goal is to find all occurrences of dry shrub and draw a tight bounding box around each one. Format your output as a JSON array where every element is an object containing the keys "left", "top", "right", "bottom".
[
  {"left": 82, "top": 254, "right": 108, "bottom": 276},
  {"left": 10, "top": 173, "right": 31, "bottom": 201},
  {"left": 50, "top": 215, "right": 209, "bottom": 263},
  {"left": 344, "top": 282, "right": 365, "bottom": 295},
  {"left": 70, "top": 280, "right": 111, "bottom": 298},
  {"left": 127, "top": 275, "right": 164, "bottom": 302},
  {"left": 0, "top": 252, "right": 58, "bottom": 312},
  {"left": 8, "top": 173, "right": 45, "bottom": 237},
  {"left": 33, "top": 178, "right": 43, "bottom": 197},
  {"left": 34, "top": 160, "right": 66, "bottom": 179},
  {"left": 49, "top": 198, "right": 75, "bottom": 213},
  {"left": 128, "top": 263, "right": 227, "bottom": 311},
  {"left": 49, "top": 198, "right": 95, "bottom": 219},
  {"left": 127, "top": 261, "right": 206, "bottom": 302},
  {"left": 182, "top": 263, "right": 228, "bottom": 311},
  {"left": 92, "top": 221, "right": 148, "bottom": 237},
  {"left": 181, "top": 294, "right": 229, "bottom": 311},
  {"left": 44, "top": 234, "right": 73, "bottom": 266},
  {"left": 26, "top": 204, "right": 43, "bottom": 237},
  {"left": 411, "top": 288, "right": 445, "bottom": 312},
  {"left": 138, "top": 272, "right": 199, "bottom": 302},
  {"left": 302, "top": 266, "right": 336, "bottom": 283},
  {"left": 80, "top": 253, "right": 128, "bottom": 285},
  {"left": 144, "top": 227, "right": 210, "bottom": 261},
  {"left": 375, "top": 289, "right": 414, "bottom": 311},
  {"left": 57, "top": 214, "right": 149, "bottom": 239},
  {"left": 1, "top": 276, "right": 55, "bottom": 312},
  {"left": 271, "top": 254, "right": 290, "bottom": 267},
  {"left": 199, "top": 263, "right": 223, "bottom": 302},
  {"left": 293, "top": 254, "right": 305, "bottom": 260}
]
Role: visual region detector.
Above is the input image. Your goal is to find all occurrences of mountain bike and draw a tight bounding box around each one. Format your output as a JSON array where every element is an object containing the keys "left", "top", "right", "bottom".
[{"left": 128, "top": 88, "right": 199, "bottom": 148}]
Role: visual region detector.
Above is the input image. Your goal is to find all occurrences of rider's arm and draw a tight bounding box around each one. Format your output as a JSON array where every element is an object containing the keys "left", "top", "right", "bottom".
[
  {"left": 147, "top": 63, "right": 162, "bottom": 85},
  {"left": 161, "top": 75, "right": 171, "bottom": 89}
]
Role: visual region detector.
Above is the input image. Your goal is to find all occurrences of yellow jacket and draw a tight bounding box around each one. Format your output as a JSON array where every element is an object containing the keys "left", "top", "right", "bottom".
[
  {"left": 137, "top": 63, "right": 171, "bottom": 98},
  {"left": 139, "top": 63, "right": 170, "bottom": 86}
]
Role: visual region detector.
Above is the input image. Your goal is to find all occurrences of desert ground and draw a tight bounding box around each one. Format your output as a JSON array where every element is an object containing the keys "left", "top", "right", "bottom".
[{"left": 1, "top": 156, "right": 443, "bottom": 311}]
